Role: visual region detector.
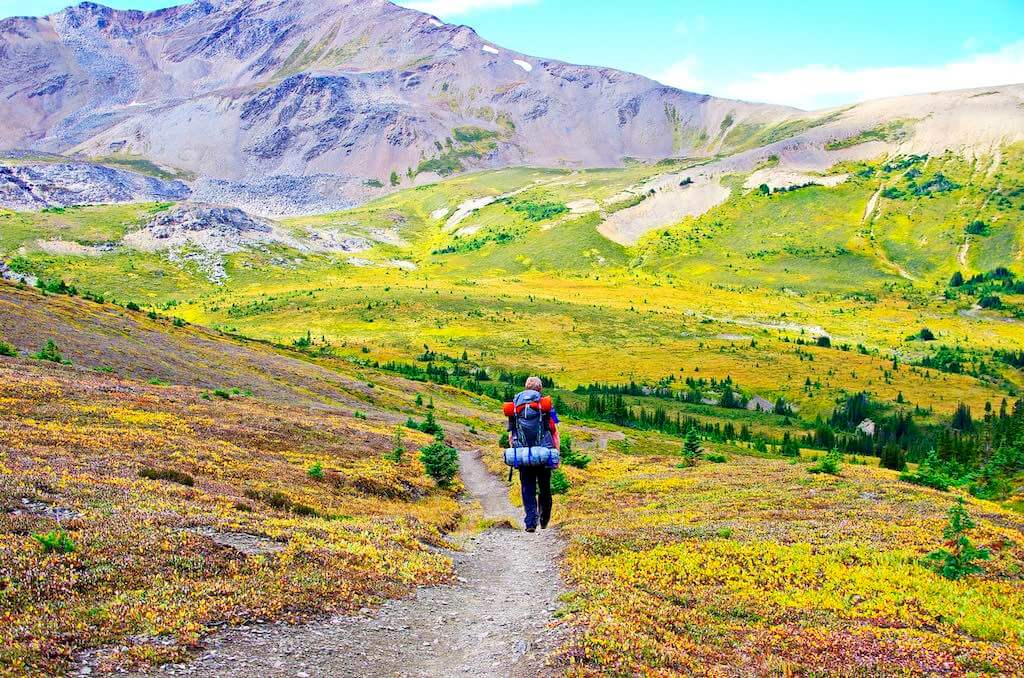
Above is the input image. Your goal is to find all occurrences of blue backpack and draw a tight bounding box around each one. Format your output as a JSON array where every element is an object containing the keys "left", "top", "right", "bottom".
[{"left": 503, "top": 390, "right": 559, "bottom": 472}]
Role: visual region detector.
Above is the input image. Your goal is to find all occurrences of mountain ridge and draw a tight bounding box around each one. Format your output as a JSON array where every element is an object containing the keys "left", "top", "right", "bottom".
[{"left": 0, "top": 0, "right": 796, "bottom": 213}]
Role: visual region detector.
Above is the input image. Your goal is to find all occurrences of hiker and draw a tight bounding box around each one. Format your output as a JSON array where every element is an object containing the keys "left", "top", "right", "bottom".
[{"left": 506, "top": 376, "right": 560, "bottom": 533}]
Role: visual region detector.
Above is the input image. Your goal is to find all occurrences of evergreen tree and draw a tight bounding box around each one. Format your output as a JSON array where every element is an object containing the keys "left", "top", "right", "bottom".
[
  {"left": 419, "top": 408, "right": 441, "bottom": 435},
  {"left": 419, "top": 441, "right": 458, "bottom": 488},
  {"left": 952, "top": 403, "right": 973, "bottom": 432},
  {"left": 774, "top": 397, "right": 791, "bottom": 416},
  {"left": 925, "top": 498, "right": 990, "bottom": 580},
  {"left": 720, "top": 384, "right": 738, "bottom": 409},
  {"left": 682, "top": 427, "right": 703, "bottom": 464},
  {"left": 880, "top": 443, "right": 907, "bottom": 471},
  {"left": 780, "top": 432, "right": 801, "bottom": 457}
]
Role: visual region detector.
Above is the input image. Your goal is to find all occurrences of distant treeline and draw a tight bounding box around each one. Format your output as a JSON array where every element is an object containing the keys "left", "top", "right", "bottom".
[{"left": 307, "top": 338, "right": 1023, "bottom": 499}]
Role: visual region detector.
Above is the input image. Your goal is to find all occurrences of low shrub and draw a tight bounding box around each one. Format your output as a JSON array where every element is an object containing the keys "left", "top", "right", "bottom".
[
  {"left": 965, "top": 220, "right": 990, "bottom": 236},
  {"left": 808, "top": 449, "right": 842, "bottom": 475},
  {"left": 139, "top": 467, "right": 195, "bottom": 487},
  {"left": 900, "top": 452, "right": 954, "bottom": 491},
  {"left": 706, "top": 453, "right": 728, "bottom": 463},
  {"left": 0, "top": 339, "right": 16, "bottom": 357},
  {"left": 244, "top": 488, "right": 319, "bottom": 517},
  {"left": 307, "top": 462, "right": 325, "bottom": 480},
  {"left": 551, "top": 469, "right": 570, "bottom": 494},
  {"left": 561, "top": 437, "right": 591, "bottom": 469},
  {"left": 33, "top": 530, "right": 75, "bottom": 554},
  {"left": 32, "top": 339, "right": 67, "bottom": 364}
]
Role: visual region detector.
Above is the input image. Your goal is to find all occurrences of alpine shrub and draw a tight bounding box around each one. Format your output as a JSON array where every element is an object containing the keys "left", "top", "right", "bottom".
[
  {"left": 900, "top": 451, "right": 953, "bottom": 491},
  {"left": 32, "top": 339, "right": 66, "bottom": 364},
  {"left": 499, "top": 432, "right": 510, "bottom": 448},
  {"left": 0, "top": 339, "right": 16, "bottom": 357},
  {"left": 244, "top": 488, "right": 318, "bottom": 517},
  {"left": 808, "top": 449, "right": 842, "bottom": 475},
  {"left": 139, "top": 467, "right": 195, "bottom": 487},
  {"left": 924, "top": 498, "right": 990, "bottom": 580},
  {"left": 706, "top": 453, "right": 728, "bottom": 463},
  {"left": 561, "top": 437, "right": 591, "bottom": 469},
  {"left": 420, "top": 441, "right": 459, "bottom": 488},
  {"left": 307, "top": 462, "right": 325, "bottom": 480},
  {"left": 33, "top": 530, "right": 75, "bottom": 554},
  {"left": 551, "top": 469, "right": 570, "bottom": 494}
]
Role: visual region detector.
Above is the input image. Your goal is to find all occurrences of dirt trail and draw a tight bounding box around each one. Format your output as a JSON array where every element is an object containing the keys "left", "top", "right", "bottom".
[
  {"left": 863, "top": 188, "right": 916, "bottom": 281},
  {"left": 134, "top": 451, "right": 565, "bottom": 677},
  {"left": 958, "top": 239, "right": 971, "bottom": 266}
]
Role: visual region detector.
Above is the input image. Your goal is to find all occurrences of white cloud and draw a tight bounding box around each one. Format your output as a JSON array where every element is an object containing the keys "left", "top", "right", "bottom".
[
  {"left": 400, "top": 0, "right": 538, "bottom": 16},
  {"left": 719, "top": 41, "right": 1024, "bottom": 110},
  {"left": 652, "top": 56, "right": 705, "bottom": 93}
]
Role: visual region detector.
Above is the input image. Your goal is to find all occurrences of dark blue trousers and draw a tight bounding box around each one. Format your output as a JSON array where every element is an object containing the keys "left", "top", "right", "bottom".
[{"left": 519, "top": 466, "right": 552, "bottom": 529}]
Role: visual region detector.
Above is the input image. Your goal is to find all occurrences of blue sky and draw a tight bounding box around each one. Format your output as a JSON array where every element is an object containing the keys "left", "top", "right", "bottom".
[{"left": 3, "top": 0, "right": 1023, "bottom": 109}]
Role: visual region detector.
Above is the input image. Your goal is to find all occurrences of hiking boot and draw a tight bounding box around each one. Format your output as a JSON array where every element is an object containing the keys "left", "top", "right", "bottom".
[{"left": 525, "top": 526, "right": 537, "bottom": 533}]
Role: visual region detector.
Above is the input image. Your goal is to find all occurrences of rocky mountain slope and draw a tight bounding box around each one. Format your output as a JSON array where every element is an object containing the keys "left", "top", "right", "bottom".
[
  {"left": 0, "top": 0, "right": 792, "bottom": 214},
  {"left": 1, "top": 0, "right": 1022, "bottom": 220}
]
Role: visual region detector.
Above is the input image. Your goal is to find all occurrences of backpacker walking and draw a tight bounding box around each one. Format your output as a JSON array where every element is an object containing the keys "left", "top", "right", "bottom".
[{"left": 503, "top": 376, "right": 560, "bottom": 533}]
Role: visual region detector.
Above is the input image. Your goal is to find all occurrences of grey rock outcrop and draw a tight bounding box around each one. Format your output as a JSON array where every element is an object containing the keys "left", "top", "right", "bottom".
[{"left": 0, "top": 162, "right": 189, "bottom": 210}]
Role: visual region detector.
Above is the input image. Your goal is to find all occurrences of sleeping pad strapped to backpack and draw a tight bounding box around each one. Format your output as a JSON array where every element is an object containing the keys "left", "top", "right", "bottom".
[{"left": 503, "top": 389, "right": 560, "bottom": 469}]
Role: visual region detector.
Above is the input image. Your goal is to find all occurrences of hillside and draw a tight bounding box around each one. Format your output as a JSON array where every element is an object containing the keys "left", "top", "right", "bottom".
[
  {"left": 1, "top": 0, "right": 1023, "bottom": 675},
  {"left": 2, "top": 281, "right": 1023, "bottom": 675},
  {"left": 4, "top": 2, "right": 1021, "bottom": 216}
]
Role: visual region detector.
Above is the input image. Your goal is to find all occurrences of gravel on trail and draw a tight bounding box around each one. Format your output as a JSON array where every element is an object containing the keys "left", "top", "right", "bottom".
[{"left": 115, "top": 449, "right": 566, "bottom": 678}]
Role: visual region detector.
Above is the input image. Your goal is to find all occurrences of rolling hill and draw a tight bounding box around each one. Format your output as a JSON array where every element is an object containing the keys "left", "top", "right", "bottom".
[{"left": 1, "top": 0, "right": 1024, "bottom": 675}]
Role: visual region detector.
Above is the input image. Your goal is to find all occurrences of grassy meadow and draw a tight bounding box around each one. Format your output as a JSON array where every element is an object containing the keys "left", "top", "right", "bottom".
[{"left": 1, "top": 143, "right": 1023, "bottom": 674}]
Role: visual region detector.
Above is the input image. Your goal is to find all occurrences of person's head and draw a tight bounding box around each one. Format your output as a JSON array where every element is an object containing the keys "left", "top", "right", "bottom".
[{"left": 525, "top": 376, "right": 543, "bottom": 392}]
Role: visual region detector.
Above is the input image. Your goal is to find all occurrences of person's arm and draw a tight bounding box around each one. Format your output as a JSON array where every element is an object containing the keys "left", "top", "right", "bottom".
[{"left": 548, "top": 415, "right": 560, "bottom": 450}]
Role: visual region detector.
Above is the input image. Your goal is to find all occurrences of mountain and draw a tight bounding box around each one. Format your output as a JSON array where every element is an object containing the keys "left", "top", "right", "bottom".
[{"left": 0, "top": 0, "right": 793, "bottom": 214}]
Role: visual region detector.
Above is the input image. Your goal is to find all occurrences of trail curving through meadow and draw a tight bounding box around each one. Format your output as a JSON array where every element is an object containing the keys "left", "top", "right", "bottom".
[{"left": 142, "top": 450, "right": 565, "bottom": 678}]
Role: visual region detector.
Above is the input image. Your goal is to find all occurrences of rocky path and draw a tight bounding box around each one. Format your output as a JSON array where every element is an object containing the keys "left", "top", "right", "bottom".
[{"left": 136, "top": 450, "right": 565, "bottom": 677}]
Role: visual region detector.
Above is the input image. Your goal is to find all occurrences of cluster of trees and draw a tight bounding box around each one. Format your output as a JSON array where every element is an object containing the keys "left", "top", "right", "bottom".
[
  {"left": 813, "top": 390, "right": 1024, "bottom": 498},
  {"left": 949, "top": 267, "right": 1024, "bottom": 313},
  {"left": 357, "top": 345, "right": 1022, "bottom": 499},
  {"left": 573, "top": 375, "right": 772, "bottom": 412},
  {"left": 365, "top": 349, "right": 560, "bottom": 404}
]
